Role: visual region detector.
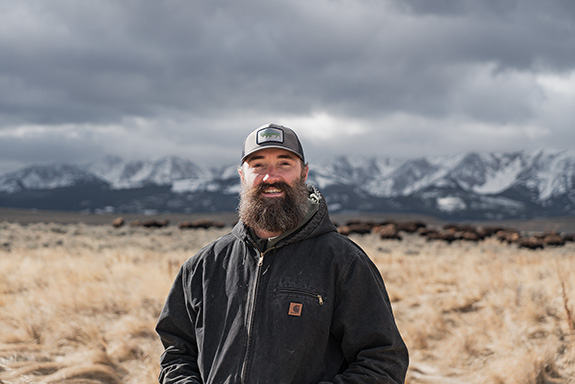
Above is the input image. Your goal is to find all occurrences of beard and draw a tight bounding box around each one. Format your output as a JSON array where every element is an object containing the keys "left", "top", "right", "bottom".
[{"left": 238, "top": 176, "right": 310, "bottom": 235}]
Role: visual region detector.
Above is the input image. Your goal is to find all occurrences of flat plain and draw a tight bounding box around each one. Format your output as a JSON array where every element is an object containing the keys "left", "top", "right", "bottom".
[{"left": 0, "top": 209, "right": 574, "bottom": 383}]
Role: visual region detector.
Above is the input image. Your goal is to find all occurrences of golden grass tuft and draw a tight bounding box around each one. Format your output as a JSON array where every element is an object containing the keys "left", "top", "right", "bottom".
[
  {"left": 1, "top": 222, "right": 574, "bottom": 383},
  {"left": 559, "top": 273, "right": 575, "bottom": 334}
]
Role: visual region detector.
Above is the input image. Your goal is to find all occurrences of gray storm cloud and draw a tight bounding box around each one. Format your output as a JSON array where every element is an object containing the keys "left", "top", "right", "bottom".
[{"left": 0, "top": 0, "right": 573, "bottom": 173}]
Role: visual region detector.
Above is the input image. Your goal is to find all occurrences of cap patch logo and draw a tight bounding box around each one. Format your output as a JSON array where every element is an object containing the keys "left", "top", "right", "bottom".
[{"left": 257, "top": 127, "right": 284, "bottom": 144}]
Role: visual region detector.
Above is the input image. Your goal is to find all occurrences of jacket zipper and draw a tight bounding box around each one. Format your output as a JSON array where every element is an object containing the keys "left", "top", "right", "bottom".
[
  {"left": 241, "top": 246, "right": 273, "bottom": 384},
  {"left": 275, "top": 288, "right": 324, "bottom": 305}
]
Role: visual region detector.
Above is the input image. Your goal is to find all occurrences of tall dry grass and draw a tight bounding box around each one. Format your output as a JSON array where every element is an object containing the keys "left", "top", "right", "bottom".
[{"left": 0, "top": 221, "right": 574, "bottom": 383}]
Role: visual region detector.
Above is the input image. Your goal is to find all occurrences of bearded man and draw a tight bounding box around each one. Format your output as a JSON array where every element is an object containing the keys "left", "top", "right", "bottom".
[{"left": 156, "top": 123, "right": 409, "bottom": 384}]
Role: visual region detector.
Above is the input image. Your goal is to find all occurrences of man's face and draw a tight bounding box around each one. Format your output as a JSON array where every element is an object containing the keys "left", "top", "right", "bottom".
[
  {"left": 238, "top": 148, "right": 310, "bottom": 235},
  {"left": 239, "top": 148, "right": 309, "bottom": 194}
]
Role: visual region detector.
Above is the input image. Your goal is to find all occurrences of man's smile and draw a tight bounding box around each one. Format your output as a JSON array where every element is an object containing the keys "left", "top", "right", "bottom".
[{"left": 262, "top": 186, "right": 285, "bottom": 197}]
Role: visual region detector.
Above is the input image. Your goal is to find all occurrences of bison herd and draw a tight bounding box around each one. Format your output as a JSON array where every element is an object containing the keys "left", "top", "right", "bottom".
[
  {"left": 335, "top": 219, "right": 575, "bottom": 250},
  {"left": 112, "top": 217, "right": 225, "bottom": 230},
  {"left": 112, "top": 216, "right": 575, "bottom": 250}
]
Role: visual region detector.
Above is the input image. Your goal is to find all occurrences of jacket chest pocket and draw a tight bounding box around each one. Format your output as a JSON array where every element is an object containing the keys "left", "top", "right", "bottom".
[
  {"left": 275, "top": 287, "right": 324, "bottom": 305},
  {"left": 273, "top": 287, "right": 326, "bottom": 318}
]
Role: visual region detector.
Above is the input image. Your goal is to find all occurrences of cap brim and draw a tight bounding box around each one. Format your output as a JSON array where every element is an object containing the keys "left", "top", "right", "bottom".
[{"left": 241, "top": 145, "right": 304, "bottom": 163}]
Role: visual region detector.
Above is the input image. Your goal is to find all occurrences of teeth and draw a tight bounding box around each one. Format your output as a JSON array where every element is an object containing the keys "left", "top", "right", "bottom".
[{"left": 265, "top": 188, "right": 282, "bottom": 193}]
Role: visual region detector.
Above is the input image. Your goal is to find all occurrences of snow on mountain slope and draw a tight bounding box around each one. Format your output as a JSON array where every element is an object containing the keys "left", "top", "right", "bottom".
[
  {"left": 364, "top": 149, "right": 575, "bottom": 200},
  {"left": 516, "top": 149, "right": 575, "bottom": 201},
  {"left": 310, "top": 156, "right": 402, "bottom": 191},
  {"left": 366, "top": 155, "right": 461, "bottom": 197},
  {"left": 455, "top": 152, "right": 526, "bottom": 194},
  {"left": 86, "top": 156, "right": 210, "bottom": 189},
  {"left": 1, "top": 149, "right": 574, "bottom": 218},
  {"left": 0, "top": 164, "right": 104, "bottom": 193}
]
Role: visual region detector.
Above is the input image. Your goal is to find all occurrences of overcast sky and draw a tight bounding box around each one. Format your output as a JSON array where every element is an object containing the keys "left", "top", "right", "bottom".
[{"left": 1, "top": 0, "right": 574, "bottom": 174}]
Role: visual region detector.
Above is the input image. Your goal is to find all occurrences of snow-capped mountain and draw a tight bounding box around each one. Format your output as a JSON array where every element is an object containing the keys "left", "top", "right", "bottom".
[
  {"left": 85, "top": 156, "right": 211, "bottom": 189},
  {"left": 361, "top": 149, "right": 575, "bottom": 199},
  {"left": 1, "top": 149, "right": 574, "bottom": 219},
  {"left": 0, "top": 164, "right": 105, "bottom": 194}
]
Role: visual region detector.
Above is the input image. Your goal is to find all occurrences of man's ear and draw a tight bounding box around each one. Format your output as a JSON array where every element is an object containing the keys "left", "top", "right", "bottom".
[
  {"left": 238, "top": 165, "right": 245, "bottom": 182},
  {"left": 302, "top": 163, "right": 309, "bottom": 182}
]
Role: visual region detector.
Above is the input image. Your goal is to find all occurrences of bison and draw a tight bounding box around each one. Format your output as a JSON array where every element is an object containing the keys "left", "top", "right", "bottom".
[
  {"left": 178, "top": 219, "right": 225, "bottom": 230},
  {"left": 374, "top": 223, "right": 402, "bottom": 241}
]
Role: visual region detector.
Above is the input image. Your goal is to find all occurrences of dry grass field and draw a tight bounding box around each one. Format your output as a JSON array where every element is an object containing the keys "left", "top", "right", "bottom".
[{"left": 0, "top": 213, "right": 574, "bottom": 383}]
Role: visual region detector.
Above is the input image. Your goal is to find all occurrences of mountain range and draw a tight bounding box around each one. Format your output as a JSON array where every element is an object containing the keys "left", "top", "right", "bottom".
[{"left": 1, "top": 148, "right": 574, "bottom": 220}]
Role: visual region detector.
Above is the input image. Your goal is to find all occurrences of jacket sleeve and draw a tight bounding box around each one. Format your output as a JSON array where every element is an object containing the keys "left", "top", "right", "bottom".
[
  {"left": 322, "top": 250, "right": 409, "bottom": 384},
  {"left": 156, "top": 266, "right": 203, "bottom": 384}
]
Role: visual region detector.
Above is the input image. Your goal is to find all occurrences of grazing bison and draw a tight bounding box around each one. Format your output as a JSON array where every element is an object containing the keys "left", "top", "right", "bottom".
[
  {"left": 435, "top": 231, "right": 459, "bottom": 244},
  {"left": 178, "top": 219, "right": 225, "bottom": 230},
  {"left": 337, "top": 222, "right": 372, "bottom": 236},
  {"left": 337, "top": 226, "right": 351, "bottom": 236},
  {"left": 443, "top": 224, "right": 476, "bottom": 233},
  {"left": 337, "top": 219, "right": 428, "bottom": 237},
  {"left": 374, "top": 224, "right": 402, "bottom": 241},
  {"left": 337, "top": 219, "right": 401, "bottom": 237},
  {"left": 131, "top": 219, "right": 170, "bottom": 228},
  {"left": 495, "top": 229, "right": 521, "bottom": 244},
  {"left": 460, "top": 231, "right": 482, "bottom": 242},
  {"left": 416, "top": 227, "right": 436, "bottom": 237},
  {"left": 517, "top": 236, "right": 544, "bottom": 250},
  {"left": 422, "top": 229, "right": 458, "bottom": 243},
  {"left": 542, "top": 233, "right": 566, "bottom": 247},
  {"left": 477, "top": 226, "right": 507, "bottom": 238},
  {"left": 397, "top": 221, "right": 426, "bottom": 233},
  {"left": 112, "top": 217, "right": 125, "bottom": 228},
  {"left": 443, "top": 224, "right": 487, "bottom": 242}
]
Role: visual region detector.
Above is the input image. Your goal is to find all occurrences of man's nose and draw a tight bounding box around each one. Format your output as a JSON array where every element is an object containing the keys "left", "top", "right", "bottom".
[{"left": 262, "top": 167, "right": 281, "bottom": 182}]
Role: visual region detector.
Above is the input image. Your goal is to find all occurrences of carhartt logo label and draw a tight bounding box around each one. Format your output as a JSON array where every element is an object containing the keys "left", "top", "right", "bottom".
[
  {"left": 257, "top": 127, "right": 284, "bottom": 144},
  {"left": 288, "top": 302, "right": 303, "bottom": 316}
]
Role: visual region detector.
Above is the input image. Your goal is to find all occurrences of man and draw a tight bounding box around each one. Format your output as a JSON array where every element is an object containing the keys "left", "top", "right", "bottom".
[{"left": 156, "top": 123, "right": 409, "bottom": 384}]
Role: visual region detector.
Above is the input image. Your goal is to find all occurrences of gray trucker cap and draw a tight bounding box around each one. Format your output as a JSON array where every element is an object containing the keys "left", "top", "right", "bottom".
[{"left": 241, "top": 123, "right": 305, "bottom": 163}]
